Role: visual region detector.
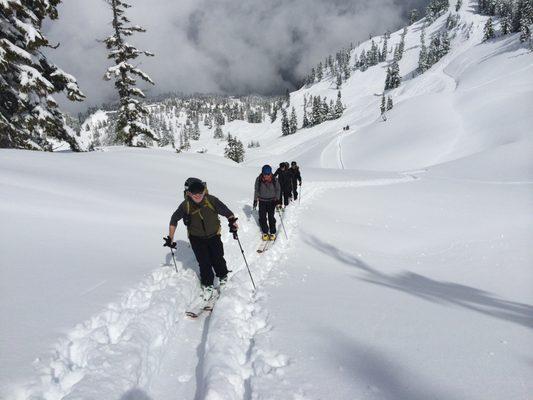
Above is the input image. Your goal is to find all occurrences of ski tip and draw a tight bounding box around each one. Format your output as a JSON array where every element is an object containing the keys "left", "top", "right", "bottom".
[{"left": 185, "top": 311, "right": 199, "bottom": 319}]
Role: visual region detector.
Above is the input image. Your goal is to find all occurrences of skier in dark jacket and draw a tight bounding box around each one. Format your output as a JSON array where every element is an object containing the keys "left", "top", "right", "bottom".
[
  {"left": 254, "top": 165, "right": 281, "bottom": 241},
  {"left": 289, "top": 161, "right": 302, "bottom": 200},
  {"left": 163, "top": 179, "right": 238, "bottom": 301},
  {"left": 274, "top": 162, "right": 293, "bottom": 208}
]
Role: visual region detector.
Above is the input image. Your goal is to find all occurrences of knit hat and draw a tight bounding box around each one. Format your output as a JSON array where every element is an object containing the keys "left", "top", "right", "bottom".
[{"left": 262, "top": 165, "right": 272, "bottom": 175}]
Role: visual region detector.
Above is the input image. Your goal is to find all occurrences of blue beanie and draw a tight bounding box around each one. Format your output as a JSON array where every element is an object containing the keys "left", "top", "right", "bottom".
[{"left": 262, "top": 164, "right": 272, "bottom": 175}]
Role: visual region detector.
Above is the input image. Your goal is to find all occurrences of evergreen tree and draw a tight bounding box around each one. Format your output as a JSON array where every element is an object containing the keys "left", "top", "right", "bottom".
[
  {"left": 289, "top": 106, "right": 298, "bottom": 134},
  {"left": 213, "top": 124, "right": 224, "bottom": 139},
  {"left": 321, "top": 98, "right": 329, "bottom": 121},
  {"left": 386, "top": 60, "right": 401, "bottom": 89},
  {"left": 387, "top": 96, "right": 394, "bottom": 111},
  {"left": 334, "top": 91, "right": 344, "bottom": 119},
  {"left": 381, "top": 34, "right": 389, "bottom": 62},
  {"left": 398, "top": 27, "right": 408, "bottom": 59},
  {"left": 410, "top": 9, "right": 420, "bottom": 24},
  {"left": 455, "top": 0, "right": 463, "bottom": 12},
  {"left": 359, "top": 50, "right": 368, "bottom": 71},
  {"left": 311, "top": 96, "right": 322, "bottom": 126},
  {"left": 302, "top": 98, "right": 310, "bottom": 128},
  {"left": 380, "top": 93, "right": 386, "bottom": 115},
  {"left": 316, "top": 62, "right": 323, "bottom": 80},
  {"left": 0, "top": 0, "right": 86, "bottom": 150},
  {"left": 270, "top": 103, "right": 278, "bottom": 123},
  {"left": 336, "top": 73, "right": 343, "bottom": 89},
  {"left": 281, "top": 108, "right": 290, "bottom": 136},
  {"left": 190, "top": 120, "right": 200, "bottom": 140},
  {"left": 483, "top": 17, "right": 496, "bottom": 40},
  {"left": 418, "top": 28, "right": 429, "bottom": 72},
  {"left": 104, "top": 0, "right": 156, "bottom": 147},
  {"left": 224, "top": 136, "right": 245, "bottom": 163},
  {"left": 327, "top": 99, "right": 336, "bottom": 120},
  {"left": 369, "top": 40, "right": 379, "bottom": 65}
]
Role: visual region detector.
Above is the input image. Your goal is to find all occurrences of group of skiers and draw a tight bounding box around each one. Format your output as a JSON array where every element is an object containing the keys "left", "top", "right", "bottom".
[
  {"left": 163, "top": 162, "right": 302, "bottom": 302},
  {"left": 254, "top": 161, "right": 302, "bottom": 241}
]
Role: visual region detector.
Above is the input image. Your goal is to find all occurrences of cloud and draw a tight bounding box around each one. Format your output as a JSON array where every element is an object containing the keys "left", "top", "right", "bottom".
[{"left": 43, "top": 0, "right": 430, "bottom": 114}]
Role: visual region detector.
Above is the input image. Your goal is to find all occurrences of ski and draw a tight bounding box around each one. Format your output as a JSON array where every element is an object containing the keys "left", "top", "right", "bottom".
[
  {"left": 257, "top": 240, "right": 270, "bottom": 253},
  {"left": 185, "top": 290, "right": 219, "bottom": 319}
]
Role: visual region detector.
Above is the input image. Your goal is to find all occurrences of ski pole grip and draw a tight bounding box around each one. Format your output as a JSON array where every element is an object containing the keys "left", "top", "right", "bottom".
[{"left": 233, "top": 232, "right": 238, "bottom": 240}]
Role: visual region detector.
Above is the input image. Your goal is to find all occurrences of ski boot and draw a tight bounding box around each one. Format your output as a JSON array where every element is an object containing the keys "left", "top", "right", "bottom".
[
  {"left": 201, "top": 285, "right": 216, "bottom": 302},
  {"left": 269, "top": 233, "right": 276, "bottom": 241},
  {"left": 262, "top": 233, "right": 270, "bottom": 241},
  {"left": 219, "top": 275, "right": 228, "bottom": 289}
]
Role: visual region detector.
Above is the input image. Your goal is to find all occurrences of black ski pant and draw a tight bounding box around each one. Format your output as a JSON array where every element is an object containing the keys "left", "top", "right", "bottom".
[
  {"left": 258, "top": 200, "right": 277, "bottom": 234},
  {"left": 189, "top": 234, "right": 228, "bottom": 286},
  {"left": 280, "top": 188, "right": 292, "bottom": 206},
  {"left": 291, "top": 180, "right": 299, "bottom": 200}
]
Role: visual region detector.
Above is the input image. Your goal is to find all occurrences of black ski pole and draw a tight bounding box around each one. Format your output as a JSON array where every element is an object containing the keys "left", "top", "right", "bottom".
[
  {"left": 233, "top": 232, "right": 256, "bottom": 291},
  {"left": 170, "top": 247, "right": 178, "bottom": 273},
  {"left": 277, "top": 208, "right": 289, "bottom": 239}
]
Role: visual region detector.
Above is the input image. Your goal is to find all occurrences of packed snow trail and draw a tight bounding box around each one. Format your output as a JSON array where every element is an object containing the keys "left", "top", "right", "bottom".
[{"left": 149, "top": 176, "right": 413, "bottom": 400}]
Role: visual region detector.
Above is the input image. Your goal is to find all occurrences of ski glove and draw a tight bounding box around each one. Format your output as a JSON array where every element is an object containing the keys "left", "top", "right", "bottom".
[
  {"left": 228, "top": 216, "right": 238, "bottom": 233},
  {"left": 163, "top": 236, "right": 177, "bottom": 249}
]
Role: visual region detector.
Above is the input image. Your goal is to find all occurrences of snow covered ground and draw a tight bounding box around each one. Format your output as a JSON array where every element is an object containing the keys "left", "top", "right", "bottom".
[{"left": 1, "top": 0, "right": 532, "bottom": 399}]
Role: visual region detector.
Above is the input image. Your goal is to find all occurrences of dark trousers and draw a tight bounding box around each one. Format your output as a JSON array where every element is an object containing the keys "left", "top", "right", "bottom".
[
  {"left": 189, "top": 235, "right": 228, "bottom": 286},
  {"left": 291, "top": 181, "right": 299, "bottom": 200},
  {"left": 258, "top": 200, "right": 277, "bottom": 234},
  {"left": 281, "top": 189, "right": 292, "bottom": 206}
]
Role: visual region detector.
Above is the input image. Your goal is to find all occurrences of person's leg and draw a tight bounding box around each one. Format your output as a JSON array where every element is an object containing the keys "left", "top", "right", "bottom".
[
  {"left": 283, "top": 189, "right": 291, "bottom": 207},
  {"left": 292, "top": 182, "right": 298, "bottom": 200},
  {"left": 258, "top": 201, "right": 269, "bottom": 234},
  {"left": 189, "top": 236, "right": 214, "bottom": 286},
  {"left": 268, "top": 201, "right": 277, "bottom": 234},
  {"left": 208, "top": 235, "right": 229, "bottom": 279}
]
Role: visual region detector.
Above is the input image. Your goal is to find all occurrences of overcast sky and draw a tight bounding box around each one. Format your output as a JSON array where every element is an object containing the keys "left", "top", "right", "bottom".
[{"left": 44, "top": 0, "right": 430, "bottom": 114}]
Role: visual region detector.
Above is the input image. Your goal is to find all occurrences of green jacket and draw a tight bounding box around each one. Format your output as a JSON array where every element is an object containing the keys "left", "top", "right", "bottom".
[{"left": 170, "top": 194, "right": 233, "bottom": 238}]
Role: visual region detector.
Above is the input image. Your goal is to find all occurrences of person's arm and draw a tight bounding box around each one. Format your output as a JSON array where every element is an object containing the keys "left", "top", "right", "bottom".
[
  {"left": 168, "top": 203, "right": 185, "bottom": 240},
  {"left": 211, "top": 195, "right": 239, "bottom": 231},
  {"left": 254, "top": 177, "right": 260, "bottom": 202},
  {"left": 211, "top": 195, "right": 234, "bottom": 219},
  {"left": 275, "top": 179, "right": 281, "bottom": 201}
]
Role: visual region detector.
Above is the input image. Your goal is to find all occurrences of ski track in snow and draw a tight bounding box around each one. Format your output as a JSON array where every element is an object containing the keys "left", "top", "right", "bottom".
[{"left": 14, "top": 176, "right": 414, "bottom": 400}]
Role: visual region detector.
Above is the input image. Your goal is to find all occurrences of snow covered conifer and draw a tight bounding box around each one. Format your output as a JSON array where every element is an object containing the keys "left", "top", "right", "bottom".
[
  {"left": 380, "top": 34, "right": 389, "bottom": 62},
  {"left": 213, "top": 124, "right": 224, "bottom": 139},
  {"left": 336, "top": 74, "right": 342, "bottom": 89},
  {"left": 418, "top": 28, "right": 429, "bottom": 72},
  {"left": 380, "top": 94, "right": 386, "bottom": 115},
  {"left": 104, "top": 0, "right": 156, "bottom": 147},
  {"left": 409, "top": 9, "right": 419, "bottom": 24},
  {"left": 281, "top": 108, "right": 290, "bottom": 136},
  {"left": 224, "top": 136, "right": 245, "bottom": 163},
  {"left": 385, "top": 61, "right": 400, "bottom": 90},
  {"left": 311, "top": 96, "right": 322, "bottom": 126},
  {"left": 483, "top": 17, "right": 496, "bottom": 40},
  {"left": 317, "top": 62, "right": 323, "bottom": 81},
  {"left": 0, "top": 0, "right": 86, "bottom": 150},
  {"left": 334, "top": 91, "right": 344, "bottom": 119},
  {"left": 387, "top": 96, "right": 393, "bottom": 111},
  {"left": 289, "top": 106, "right": 298, "bottom": 135}
]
